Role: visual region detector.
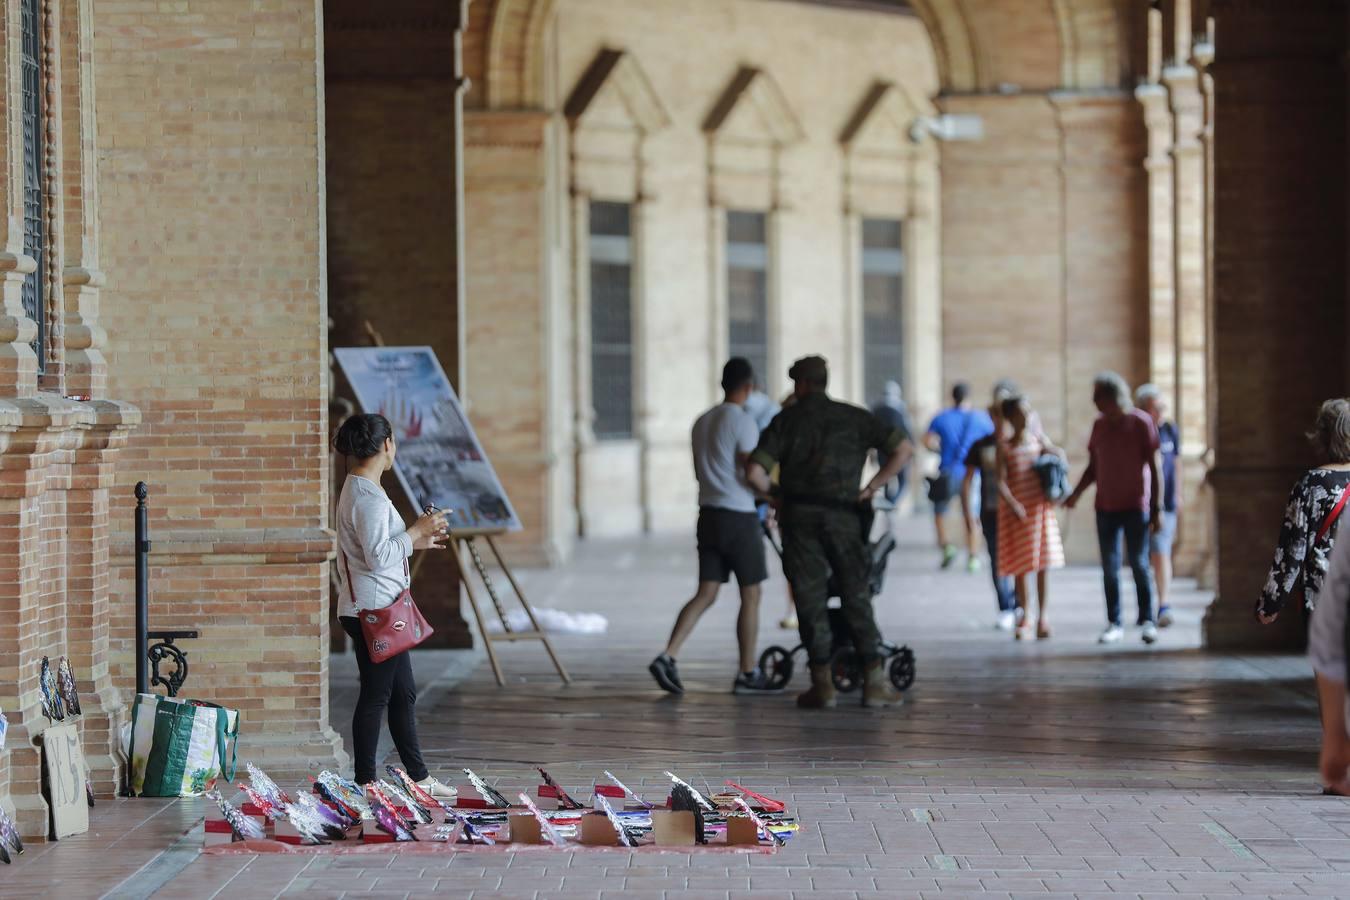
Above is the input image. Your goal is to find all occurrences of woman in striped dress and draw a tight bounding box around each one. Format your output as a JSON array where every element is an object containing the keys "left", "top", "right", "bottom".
[{"left": 997, "top": 395, "right": 1066, "bottom": 640}]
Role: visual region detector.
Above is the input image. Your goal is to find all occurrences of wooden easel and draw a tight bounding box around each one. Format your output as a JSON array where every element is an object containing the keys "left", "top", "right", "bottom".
[
  {"left": 356, "top": 320, "right": 567, "bottom": 686},
  {"left": 438, "top": 533, "right": 570, "bottom": 686}
]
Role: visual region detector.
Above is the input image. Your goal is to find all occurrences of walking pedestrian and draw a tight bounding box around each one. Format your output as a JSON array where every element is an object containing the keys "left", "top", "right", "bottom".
[
  {"left": 964, "top": 380, "right": 1019, "bottom": 630},
  {"left": 1135, "top": 384, "right": 1181, "bottom": 627},
  {"left": 924, "top": 382, "right": 994, "bottom": 571},
  {"left": 1256, "top": 399, "right": 1350, "bottom": 625},
  {"left": 1065, "top": 372, "right": 1163, "bottom": 645},
  {"left": 649, "top": 358, "right": 778, "bottom": 695},
  {"left": 746, "top": 356, "right": 914, "bottom": 709},
  {"left": 872, "top": 380, "right": 915, "bottom": 506},
  {"left": 996, "top": 395, "right": 1066, "bottom": 640},
  {"left": 333, "top": 413, "right": 458, "bottom": 798},
  {"left": 1310, "top": 521, "right": 1350, "bottom": 795}
]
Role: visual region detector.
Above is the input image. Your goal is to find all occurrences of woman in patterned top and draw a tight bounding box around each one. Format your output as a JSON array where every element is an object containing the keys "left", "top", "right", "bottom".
[{"left": 1257, "top": 399, "right": 1350, "bottom": 624}]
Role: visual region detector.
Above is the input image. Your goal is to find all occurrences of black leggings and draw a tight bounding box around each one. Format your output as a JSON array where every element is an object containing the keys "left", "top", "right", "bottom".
[{"left": 340, "top": 616, "right": 429, "bottom": 785}]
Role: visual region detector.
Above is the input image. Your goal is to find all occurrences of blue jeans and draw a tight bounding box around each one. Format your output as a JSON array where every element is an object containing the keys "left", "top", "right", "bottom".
[
  {"left": 1096, "top": 510, "right": 1155, "bottom": 626},
  {"left": 980, "top": 507, "right": 1015, "bottom": 612}
]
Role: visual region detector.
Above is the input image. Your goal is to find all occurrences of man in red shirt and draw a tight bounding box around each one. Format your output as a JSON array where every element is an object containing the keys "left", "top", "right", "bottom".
[{"left": 1066, "top": 372, "right": 1163, "bottom": 645}]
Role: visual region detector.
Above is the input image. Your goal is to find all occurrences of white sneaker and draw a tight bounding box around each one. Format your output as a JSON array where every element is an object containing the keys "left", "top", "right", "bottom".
[
  {"left": 1097, "top": 625, "right": 1124, "bottom": 644},
  {"left": 995, "top": 611, "right": 1016, "bottom": 632},
  {"left": 416, "top": 776, "right": 458, "bottom": 801},
  {"left": 1141, "top": 622, "right": 1158, "bottom": 645}
]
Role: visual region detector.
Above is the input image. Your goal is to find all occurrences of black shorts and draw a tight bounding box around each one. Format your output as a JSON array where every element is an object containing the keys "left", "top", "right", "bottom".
[{"left": 696, "top": 507, "right": 768, "bottom": 587}]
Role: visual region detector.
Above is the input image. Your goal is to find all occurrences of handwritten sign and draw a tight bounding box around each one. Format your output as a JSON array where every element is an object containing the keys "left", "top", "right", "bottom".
[
  {"left": 42, "top": 724, "right": 89, "bottom": 839},
  {"left": 334, "top": 347, "right": 521, "bottom": 534}
]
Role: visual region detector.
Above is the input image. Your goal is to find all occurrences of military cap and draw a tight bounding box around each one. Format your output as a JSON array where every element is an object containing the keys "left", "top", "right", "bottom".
[{"left": 788, "top": 355, "right": 828, "bottom": 383}]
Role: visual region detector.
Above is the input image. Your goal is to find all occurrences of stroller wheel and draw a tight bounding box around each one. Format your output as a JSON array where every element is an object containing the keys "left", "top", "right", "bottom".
[
  {"left": 758, "top": 646, "right": 794, "bottom": 690},
  {"left": 889, "top": 647, "right": 916, "bottom": 691},
  {"left": 830, "top": 648, "right": 863, "bottom": 693}
]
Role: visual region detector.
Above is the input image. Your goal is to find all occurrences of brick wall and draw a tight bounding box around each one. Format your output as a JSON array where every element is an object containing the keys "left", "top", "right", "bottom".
[{"left": 93, "top": 0, "right": 345, "bottom": 769}]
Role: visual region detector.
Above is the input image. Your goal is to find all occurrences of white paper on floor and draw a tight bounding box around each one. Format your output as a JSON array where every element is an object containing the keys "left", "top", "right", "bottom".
[{"left": 486, "top": 608, "right": 608, "bottom": 635}]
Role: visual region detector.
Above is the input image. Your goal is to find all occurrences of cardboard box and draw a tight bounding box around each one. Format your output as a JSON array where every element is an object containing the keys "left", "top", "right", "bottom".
[
  {"left": 579, "top": 812, "right": 623, "bottom": 846},
  {"left": 203, "top": 808, "right": 265, "bottom": 846},
  {"left": 508, "top": 812, "right": 542, "bottom": 844},
  {"left": 651, "top": 810, "right": 696, "bottom": 847},
  {"left": 726, "top": 816, "right": 761, "bottom": 846}
]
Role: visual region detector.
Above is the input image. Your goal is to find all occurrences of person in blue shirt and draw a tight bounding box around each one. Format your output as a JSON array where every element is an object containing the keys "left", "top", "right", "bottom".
[
  {"left": 924, "top": 382, "right": 995, "bottom": 570},
  {"left": 1135, "top": 384, "right": 1181, "bottom": 627}
]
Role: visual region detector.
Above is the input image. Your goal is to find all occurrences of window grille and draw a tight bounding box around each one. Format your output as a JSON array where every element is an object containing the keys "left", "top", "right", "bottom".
[
  {"left": 862, "top": 218, "right": 904, "bottom": 402},
  {"left": 726, "top": 210, "right": 769, "bottom": 387},
  {"left": 589, "top": 201, "right": 635, "bottom": 440},
  {"left": 20, "top": 0, "right": 45, "bottom": 372}
]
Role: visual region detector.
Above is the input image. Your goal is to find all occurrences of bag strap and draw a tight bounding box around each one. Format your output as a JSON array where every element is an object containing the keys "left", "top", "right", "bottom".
[
  {"left": 1316, "top": 487, "right": 1350, "bottom": 545},
  {"left": 215, "top": 710, "right": 238, "bottom": 782}
]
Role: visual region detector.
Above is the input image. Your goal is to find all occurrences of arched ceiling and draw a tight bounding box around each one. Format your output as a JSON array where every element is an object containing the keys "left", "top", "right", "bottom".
[{"left": 472, "top": 0, "right": 1137, "bottom": 109}]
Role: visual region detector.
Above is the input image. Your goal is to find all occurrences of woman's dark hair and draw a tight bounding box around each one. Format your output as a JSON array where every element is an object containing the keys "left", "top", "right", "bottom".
[
  {"left": 1309, "top": 399, "right": 1350, "bottom": 463},
  {"left": 333, "top": 413, "right": 393, "bottom": 460}
]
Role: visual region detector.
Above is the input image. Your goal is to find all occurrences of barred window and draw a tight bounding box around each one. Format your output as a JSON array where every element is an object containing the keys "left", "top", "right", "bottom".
[
  {"left": 20, "top": 0, "right": 45, "bottom": 373},
  {"left": 862, "top": 218, "right": 904, "bottom": 402},
  {"left": 589, "top": 201, "right": 634, "bottom": 440},
  {"left": 727, "top": 210, "right": 768, "bottom": 387}
]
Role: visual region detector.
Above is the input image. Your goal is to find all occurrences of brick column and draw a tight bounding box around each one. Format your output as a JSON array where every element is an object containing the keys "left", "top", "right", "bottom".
[
  {"left": 1204, "top": 0, "right": 1349, "bottom": 649},
  {"left": 0, "top": 397, "right": 92, "bottom": 836},
  {"left": 64, "top": 400, "right": 138, "bottom": 796}
]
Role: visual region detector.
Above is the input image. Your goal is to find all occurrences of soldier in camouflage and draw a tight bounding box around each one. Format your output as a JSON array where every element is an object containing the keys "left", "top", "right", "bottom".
[{"left": 746, "top": 356, "right": 914, "bottom": 709}]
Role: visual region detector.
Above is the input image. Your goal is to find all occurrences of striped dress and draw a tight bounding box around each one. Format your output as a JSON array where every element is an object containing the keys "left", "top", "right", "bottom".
[{"left": 997, "top": 437, "right": 1065, "bottom": 577}]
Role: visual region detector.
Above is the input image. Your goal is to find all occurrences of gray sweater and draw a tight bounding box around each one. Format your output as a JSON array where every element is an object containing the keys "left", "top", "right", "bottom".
[{"left": 336, "top": 474, "right": 413, "bottom": 616}]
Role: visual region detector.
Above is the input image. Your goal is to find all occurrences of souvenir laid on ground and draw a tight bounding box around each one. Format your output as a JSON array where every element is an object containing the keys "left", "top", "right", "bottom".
[
  {"left": 201, "top": 763, "right": 798, "bottom": 853},
  {"left": 42, "top": 724, "right": 89, "bottom": 839},
  {"left": 57, "top": 657, "right": 82, "bottom": 717},
  {"left": 39, "top": 657, "right": 65, "bottom": 722},
  {"left": 537, "top": 767, "right": 585, "bottom": 810},
  {"left": 0, "top": 805, "right": 24, "bottom": 864}
]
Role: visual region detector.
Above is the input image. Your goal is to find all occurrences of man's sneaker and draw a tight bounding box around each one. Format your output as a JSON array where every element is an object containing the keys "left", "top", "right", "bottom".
[
  {"left": 940, "top": 545, "right": 958, "bottom": 569},
  {"left": 732, "top": 668, "right": 782, "bottom": 694},
  {"left": 967, "top": 556, "right": 982, "bottom": 574},
  {"left": 995, "top": 611, "right": 1017, "bottom": 631},
  {"left": 416, "top": 776, "right": 458, "bottom": 802},
  {"left": 1157, "top": 606, "right": 1174, "bottom": 628},
  {"left": 1141, "top": 621, "right": 1159, "bottom": 645},
  {"left": 648, "top": 654, "right": 683, "bottom": 694},
  {"left": 1097, "top": 624, "right": 1124, "bottom": 644}
]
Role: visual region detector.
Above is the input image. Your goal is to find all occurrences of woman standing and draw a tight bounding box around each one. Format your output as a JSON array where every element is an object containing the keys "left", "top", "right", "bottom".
[
  {"left": 1257, "top": 399, "right": 1350, "bottom": 624},
  {"left": 996, "top": 396, "right": 1066, "bottom": 640},
  {"left": 334, "top": 413, "right": 457, "bottom": 797}
]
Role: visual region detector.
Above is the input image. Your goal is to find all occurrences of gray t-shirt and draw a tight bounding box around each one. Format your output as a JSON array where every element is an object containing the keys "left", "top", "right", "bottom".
[{"left": 692, "top": 402, "right": 760, "bottom": 513}]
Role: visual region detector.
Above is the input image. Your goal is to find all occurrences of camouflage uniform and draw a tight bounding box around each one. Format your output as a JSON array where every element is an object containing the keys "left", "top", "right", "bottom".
[{"left": 750, "top": 391, "right": 906, "bottom": 666}]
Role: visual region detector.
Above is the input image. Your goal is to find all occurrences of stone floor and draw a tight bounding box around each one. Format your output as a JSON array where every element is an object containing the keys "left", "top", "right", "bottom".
[{"left": 12, "top": 516, "right": 1350, "bottom": 898}]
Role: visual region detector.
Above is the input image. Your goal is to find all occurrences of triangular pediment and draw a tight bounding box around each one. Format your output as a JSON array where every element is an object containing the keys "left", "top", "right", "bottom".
[
  {"left": 564, "top": 49, "right": 671, "bottom": 136},
  {"left": 840, "top": 81, "right": 925, "bottom": 155},
  {"left": 702, "top": 66, "right": 803, "bottom": 147}
]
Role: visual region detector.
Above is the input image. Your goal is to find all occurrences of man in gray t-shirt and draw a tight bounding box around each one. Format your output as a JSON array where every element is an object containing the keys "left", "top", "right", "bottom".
[{"left": 650, "top": 358, "right": 775, "bottom": 696}]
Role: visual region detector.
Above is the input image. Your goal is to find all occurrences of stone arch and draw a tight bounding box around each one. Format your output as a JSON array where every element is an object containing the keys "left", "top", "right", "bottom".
[{"left": 481, "top": 0, "right": 1137, "bottom": 108}]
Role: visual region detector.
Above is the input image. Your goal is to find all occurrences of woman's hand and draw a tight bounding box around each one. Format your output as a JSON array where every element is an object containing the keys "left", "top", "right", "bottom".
[
  {"left": 408, "top": 509, "right": 450, "bottom": 550},
  {"left": 1010, "top": 500, "right": 1028, "bottom": 522},
  {"left": 1255, "top": 605, "right": 1278, "bottom": 626}
]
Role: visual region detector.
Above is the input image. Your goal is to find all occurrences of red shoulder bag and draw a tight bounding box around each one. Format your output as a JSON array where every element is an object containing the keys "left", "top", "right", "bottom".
[{"left": 342, "top": 552, "right": 433, "bottom": 663}]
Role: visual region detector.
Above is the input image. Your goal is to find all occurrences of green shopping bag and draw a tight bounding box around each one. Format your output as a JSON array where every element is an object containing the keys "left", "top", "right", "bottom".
[{"left": 128, "top": 693, "right": 239, "bottom": 797}]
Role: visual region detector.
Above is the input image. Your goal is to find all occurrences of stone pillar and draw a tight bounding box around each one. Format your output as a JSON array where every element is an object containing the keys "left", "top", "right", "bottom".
[
  {"left": 1163, "top": 58, "right": 1211, "bottom": 580},
  {"left": 464, "top": 109, "right": 571, "bottom": 565},
  {"left": 1136, "top": 83, "right": 1175, "bottom": 405},
  {"left": 1204, "top": 0, "right": 1348, "bottom": 649}
]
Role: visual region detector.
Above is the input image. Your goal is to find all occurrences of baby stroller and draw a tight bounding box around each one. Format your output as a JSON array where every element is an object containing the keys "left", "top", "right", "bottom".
[{"left": 757, "top": 503, "right": 916, "bottom": 694}]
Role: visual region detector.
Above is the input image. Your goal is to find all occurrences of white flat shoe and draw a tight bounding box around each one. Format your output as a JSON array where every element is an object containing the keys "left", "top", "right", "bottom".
[{"left": 416, "top": 776, "right": 458, "bottom": 801}]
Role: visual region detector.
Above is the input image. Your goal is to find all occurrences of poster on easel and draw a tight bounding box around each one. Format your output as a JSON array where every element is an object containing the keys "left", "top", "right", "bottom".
[{"left": 333, "top": 347, "right": 521, "bottom": 535}]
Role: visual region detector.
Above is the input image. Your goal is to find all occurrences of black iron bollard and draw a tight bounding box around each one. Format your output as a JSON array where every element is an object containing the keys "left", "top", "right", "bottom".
[{"left": 135, "top": 482, "right": 150, "bottom": 696}]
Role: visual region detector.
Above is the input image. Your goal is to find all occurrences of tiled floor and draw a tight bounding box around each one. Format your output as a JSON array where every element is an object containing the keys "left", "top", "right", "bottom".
[{"left": 16, "top": 517, "right": 1350, "bottom": 898}]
